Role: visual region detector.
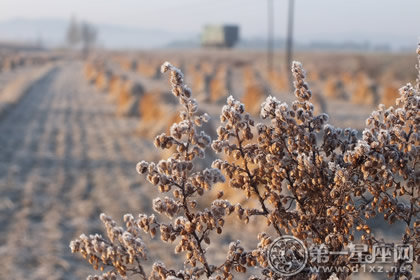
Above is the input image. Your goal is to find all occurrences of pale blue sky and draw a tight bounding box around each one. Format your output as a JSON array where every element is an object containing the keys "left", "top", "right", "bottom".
[{"left": 2, "top": 0, "right": 420, "bottom": 47}]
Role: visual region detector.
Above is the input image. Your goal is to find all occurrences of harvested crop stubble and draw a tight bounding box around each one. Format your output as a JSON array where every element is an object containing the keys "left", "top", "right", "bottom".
[
  {"left": 1, "top": 57, "right": 15, "bottom": 72},
  {"left": 209, "top": 64, "right": 231, "bottom": 103},
  {"left": 108, "top": 75, "right": 127, "bottom": 101},
  {"left": 240, "top": 65, "right": 270, "bottom": 115},
  {"left": 381, "top": 83, "right": 400, "bottom": 107},
  {"left": 115, "top": 57, "right": 136, "bottom": 72},
  {"left": 84, "top": 62, "right": 99, "bottom": 84},
  {"left": 95, "top": 70, "right": 113, "bottom": 92},
  {"left": 265, "top": 69, "right": 289, "bottom": 93},
  {"left": 186, "top": 63, "right": 208, "bottom": 97},
  {"left": 137, "top": 90, "right": 176, "bottom": 139},
  {"left": 136, "top": 60, "right": 161, "bottom": 79},
  {"left": 324, "top": 77, "right": 346, "bottom": 100},
  {"left": 351, "top": 72, "right": 379, "bottom": 105},
  {"left": 116, "top": 80, "right": 144, "bottom": 117},
  {"left": 242, "top": 65, "right": 259, "bottom": 88},
  {"left": 241, "top": 85, "right": 267, "bottom": 116},
  {"left": 108, "top": 74, "right": 122, "bottom": 98}
]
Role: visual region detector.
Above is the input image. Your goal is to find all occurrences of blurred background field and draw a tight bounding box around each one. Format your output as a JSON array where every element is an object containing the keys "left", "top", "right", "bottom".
[{"left": 0, "top": 1, "right": 419, "bottom": 279}]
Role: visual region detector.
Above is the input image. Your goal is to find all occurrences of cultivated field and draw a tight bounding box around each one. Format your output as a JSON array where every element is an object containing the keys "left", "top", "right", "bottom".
[{"left": 0, "top": 49, "right": 417, "bottom": 279}]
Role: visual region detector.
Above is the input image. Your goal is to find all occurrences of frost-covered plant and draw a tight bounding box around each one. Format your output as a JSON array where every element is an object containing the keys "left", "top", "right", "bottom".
[{"left": 71, "top": 46, "right": 419, "bottom": 280}]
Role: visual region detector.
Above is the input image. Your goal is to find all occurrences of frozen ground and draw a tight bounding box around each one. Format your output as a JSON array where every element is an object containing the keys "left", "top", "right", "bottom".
[{"left": 0, "top": 62, "right": 156, "bottom": 279}]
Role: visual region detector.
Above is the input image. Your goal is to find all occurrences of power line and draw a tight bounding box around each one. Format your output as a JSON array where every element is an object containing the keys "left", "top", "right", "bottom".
[
  {"left": 286, "top": 0, "right": 294, "bottom": 90},
  {"left": 267, "top": 0, "right": 274, "bottom": 74}
]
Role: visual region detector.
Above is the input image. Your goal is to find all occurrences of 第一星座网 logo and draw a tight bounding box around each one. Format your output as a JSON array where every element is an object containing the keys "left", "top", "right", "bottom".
[
  {"left": 267, "top": 236, "right": 414, "bottom": 276},
  {"left": 268, "top": 235, "right": 308, "bottom": 276}
]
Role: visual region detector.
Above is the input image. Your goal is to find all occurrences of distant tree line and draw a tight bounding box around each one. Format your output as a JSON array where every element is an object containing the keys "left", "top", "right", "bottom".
[{"left": 66, "top": 17, "right": 97, "bottom": 55}]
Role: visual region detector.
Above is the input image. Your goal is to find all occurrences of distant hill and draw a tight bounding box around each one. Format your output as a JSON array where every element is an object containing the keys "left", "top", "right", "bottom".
[
  {"left": 0, "top": 18, "right": 194, "bottom": 49},
  {"left": 0, "top": 41, "right": 44, "bottom": 52},
  {"left": 0, "top": 18, "right": 410, "bottom": 52}
]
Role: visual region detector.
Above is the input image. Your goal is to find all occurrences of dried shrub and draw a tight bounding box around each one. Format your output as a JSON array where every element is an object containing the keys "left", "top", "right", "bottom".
[{"left": 71, "top": 47, "right": 420, "bottom": 280}]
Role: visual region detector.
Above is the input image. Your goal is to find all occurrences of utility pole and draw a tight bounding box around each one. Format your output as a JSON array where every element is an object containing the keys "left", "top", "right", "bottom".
[
  {"left": 286, "top": 0, "right": 294, "bottom": 90},
  {"left": 267, "top": 0, "right": 274, "bottom": 74}
]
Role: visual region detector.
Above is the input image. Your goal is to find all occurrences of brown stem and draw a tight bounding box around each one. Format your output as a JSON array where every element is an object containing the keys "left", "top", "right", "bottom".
[{"left": 235, "top": 129, "right": 282, "bottom": 236}]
